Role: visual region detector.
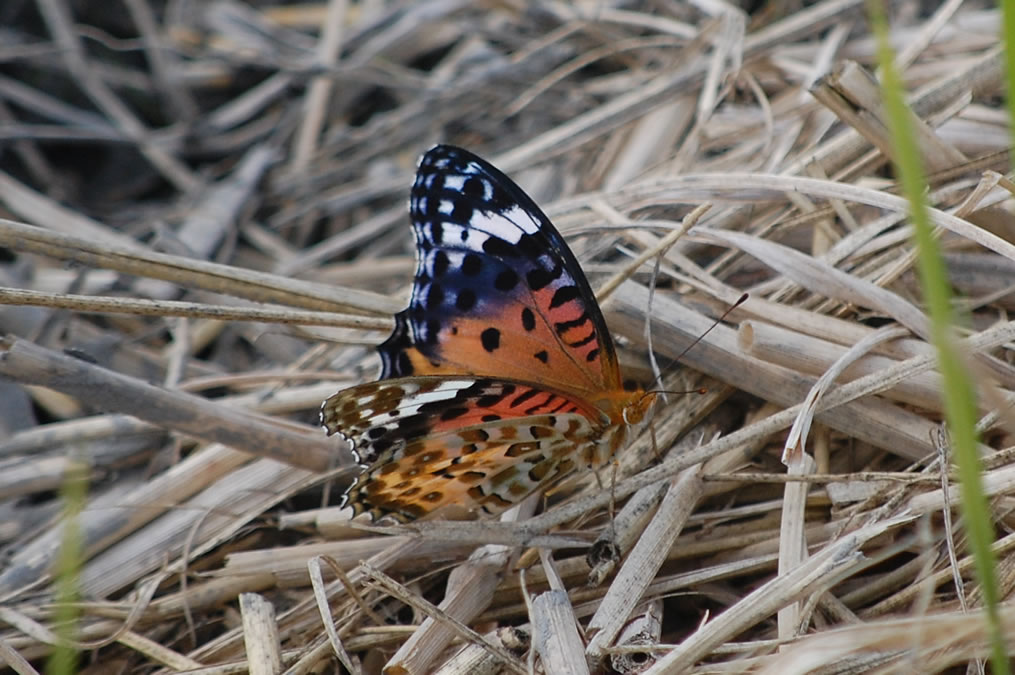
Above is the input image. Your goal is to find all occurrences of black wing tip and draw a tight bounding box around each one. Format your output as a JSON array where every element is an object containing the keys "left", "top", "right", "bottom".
[
  {"left": 423, "top": 143, "right": 474, "bottom": 161},
  {"left": 419, "top": 144, "right": 496, "bottom": 175}
]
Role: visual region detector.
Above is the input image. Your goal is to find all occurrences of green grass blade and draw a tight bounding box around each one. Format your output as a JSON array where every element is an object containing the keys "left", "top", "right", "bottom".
[
  {"left": 45, "top": 460, "right": 88, "bottom": 675},
  {"left": 867, "top": 1, "right": 1008, "bottom": 671}
]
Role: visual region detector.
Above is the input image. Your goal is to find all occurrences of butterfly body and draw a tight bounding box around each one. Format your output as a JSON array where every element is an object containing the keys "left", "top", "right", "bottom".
[{"left": 322, "top": 145, "right": 655, "bottom": 522}]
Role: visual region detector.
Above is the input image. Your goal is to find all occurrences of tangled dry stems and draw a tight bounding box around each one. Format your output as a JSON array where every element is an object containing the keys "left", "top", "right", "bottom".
[{"left": 0, "top": 1, "right": 1012, "bottom": 673}]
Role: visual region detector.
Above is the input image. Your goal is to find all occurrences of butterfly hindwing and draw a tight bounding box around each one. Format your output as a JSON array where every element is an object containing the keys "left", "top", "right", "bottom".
[
  {"left": 321, "top": 377, "right": 602, "bottom": 521},
  {"left": 379, "top": 145, "right": 623, "bottom": 398}
]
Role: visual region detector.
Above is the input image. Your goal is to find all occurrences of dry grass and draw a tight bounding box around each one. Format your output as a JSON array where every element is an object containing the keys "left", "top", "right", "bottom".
[{"left": 0, "top": 1, "right": 1012, "bottom": 673}]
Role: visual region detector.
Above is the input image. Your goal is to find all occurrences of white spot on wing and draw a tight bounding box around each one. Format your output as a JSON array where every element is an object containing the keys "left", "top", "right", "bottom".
[
  {"left": 502, "top": 205, "right": 541, "bottom": 234},
  {"left": 422, "top": 249, "right": 464, "bottom": 277},
  {"left": 468, "top": 210, "right": 524, "bottom": 243},
  {"left": 395, "top": 379, "right": 475, "bottom": 418},
  {"left": 435, "top": 379, "right": 474, "bottom": 391},
  {"left": 430, "top": 222, "right": 492, "bottom": 252},
  {"left": 443, "top": 175, "right": 466, "bottom": 190}
]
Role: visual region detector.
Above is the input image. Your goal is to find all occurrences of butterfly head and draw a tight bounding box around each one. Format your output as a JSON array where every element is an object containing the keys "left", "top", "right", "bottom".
[
  {"left": 624, "top": 391, "right": 657, "bottom": 426},
  {"left": 596, "top": 387, "right": 657, "bottom": 427}
]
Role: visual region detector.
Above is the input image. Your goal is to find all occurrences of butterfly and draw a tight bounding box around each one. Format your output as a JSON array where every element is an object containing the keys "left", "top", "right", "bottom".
[{"left": 321, "top": 145, "right": 656, "bottom": 522}]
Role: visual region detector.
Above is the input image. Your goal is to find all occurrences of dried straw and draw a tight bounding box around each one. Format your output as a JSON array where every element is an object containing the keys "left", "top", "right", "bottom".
[{"left": 0, "top": 1, "right": 1012, "bottom": 672}]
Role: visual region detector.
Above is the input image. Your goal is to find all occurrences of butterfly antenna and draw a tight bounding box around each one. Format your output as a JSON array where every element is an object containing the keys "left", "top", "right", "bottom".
[{"left": 650, "top": 292, "right": 749, "bottom": 393}]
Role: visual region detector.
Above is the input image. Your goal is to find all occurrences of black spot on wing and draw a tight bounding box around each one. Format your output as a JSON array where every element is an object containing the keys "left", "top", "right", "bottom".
[
  {"left": 440, "top": 406, "right": 469, "bottom": 421},
  {"left": 483, "top": 236, "right": 517, "bottom": 257},
  {"left": 462, "top": 253, "right": 482, "bottom": 276},
  {"left": 456, "top": 289, "right": 476, "bottom": 311},
  {"left": 451, "top": 200, "right": 472, "bottom": 223},
  {"left": 463, "top": 175, "right": 487, "bottom": 199},
  {"left": 526, "top": 265, "right": 560, "bottom": 291},
  {"left": 555, "top": 314, "right": 592, "bottom": 339},
  {"left": 521, "top": 308, "right": 535, "bottom": 331},
  {"left": 369, "top": 437, "right": 394, "bottom": 455},
  {"left": 481, "top": 327, "right": 500, "bottom": 352},
  {"left": 477, "top": 391, "right": 509, "bottom": 407},
  {"left": 495, "top": 268, "right": 519, "bottom": 291},
  {"left": 433, "top": 251, "right": 450, "bottom": 277},
  {"left": 550, "top": 285, "right": 580, "bottom": 308},
  {"left": 426, "top": 283, "right": 444, "bottom": 309},
  {"left": 509, "top": 389, "right": 539, "bottom": 408}
]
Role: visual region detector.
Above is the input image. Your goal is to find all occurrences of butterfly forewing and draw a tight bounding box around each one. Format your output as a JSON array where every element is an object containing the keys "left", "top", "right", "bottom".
[{"left": 379, "top": 145, "right": 623, "bottom": 398}]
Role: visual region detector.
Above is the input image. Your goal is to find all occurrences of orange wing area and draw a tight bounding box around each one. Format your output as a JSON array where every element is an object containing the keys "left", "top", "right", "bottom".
[
  {"left": 377, "top": 145, "right": 625, "bottom": 400},
  {"left": 394, "top": 309, "right": 610, "bottom": 400},
  {"left": 343, "top": 413, "right": 596, "bottom": 522}
]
